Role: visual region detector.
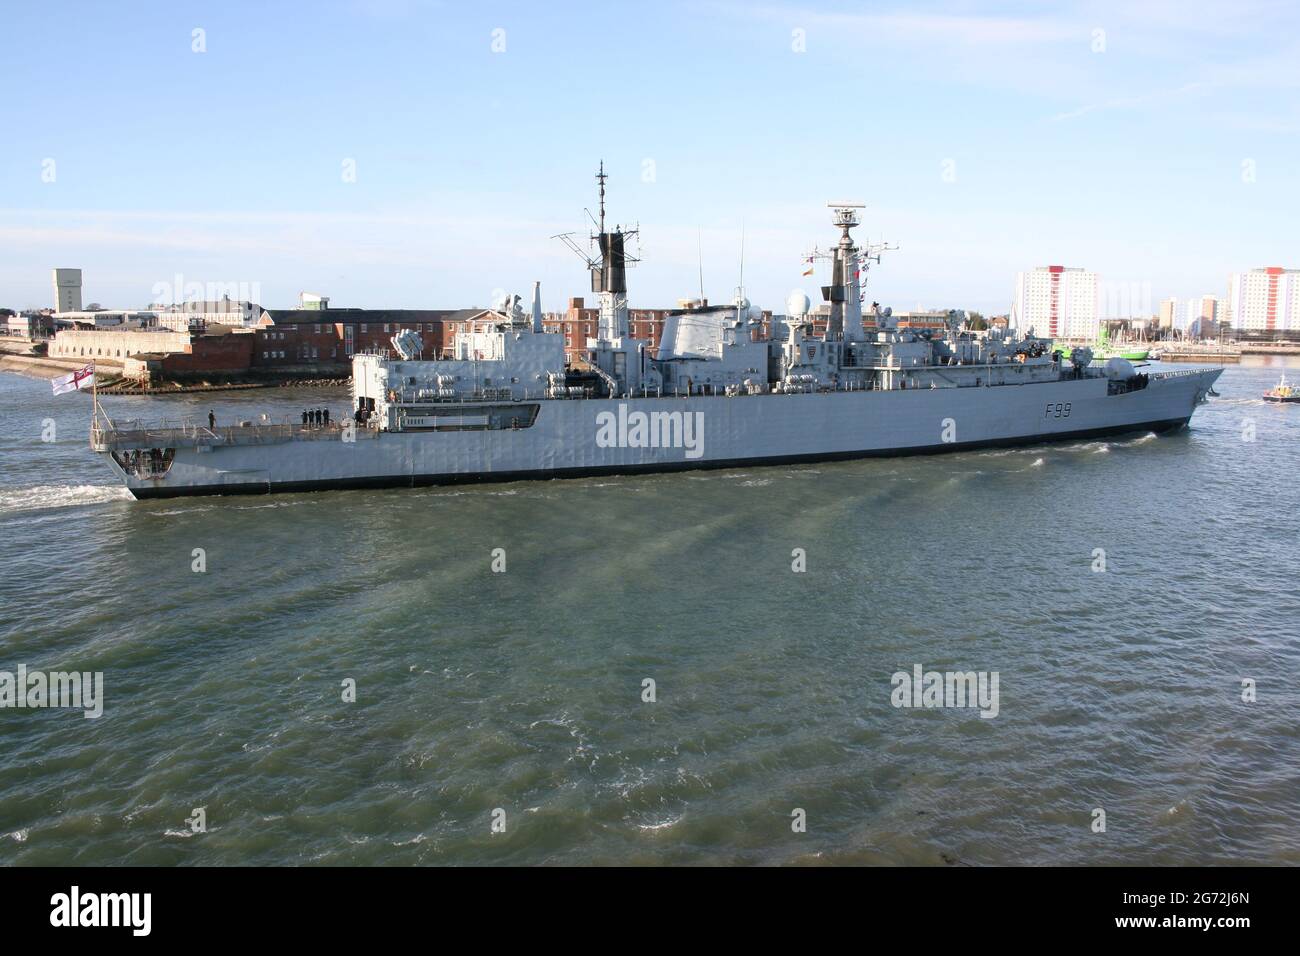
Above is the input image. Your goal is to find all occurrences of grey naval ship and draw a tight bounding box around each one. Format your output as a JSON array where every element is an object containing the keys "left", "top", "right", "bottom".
[{"left": 91, "top": 169, "right": 1223, "bottom": 499}]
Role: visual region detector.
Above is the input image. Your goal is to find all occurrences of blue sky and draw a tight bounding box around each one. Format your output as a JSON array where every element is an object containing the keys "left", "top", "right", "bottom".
[{"left": 2, "top": 0, "right": 1297, "bottom": 315}]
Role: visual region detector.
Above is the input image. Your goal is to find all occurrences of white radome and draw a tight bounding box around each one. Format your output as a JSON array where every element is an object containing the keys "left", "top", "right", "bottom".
[
  {"left": 786, "top": 290, "right": 811, "bottom": 318},
  {"left": 1104, "top": 357, "right": 1136, "bottom": 380}
]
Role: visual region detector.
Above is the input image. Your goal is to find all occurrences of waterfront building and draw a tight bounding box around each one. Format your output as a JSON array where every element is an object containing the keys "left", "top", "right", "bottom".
[
  {"left": 53, "top": 310, "right": 156, "bottom": 331},
  {"left": 52, "top": 268, "right": 82, "bottom": 313},
  {"left": 1157, "top": 296, "right": 1222, "bottom": 338},
  {"left": 544, "top": 297, "right": 672, "bottom": 362},
  {"left": 540, "top": 297, "right": 775, "bottom": 363},
  {"left": 4, "top": 311, "right": 55, "bottom": 339},
  {"left": 152, "top": 298, "right": 260, "bottom": 332},
  {"left": 49, "top": 327, "right": 196, "bottom": 365},
  {"left": 1184, "top": 295, "right": 1222, "bottom": 338},
  {"left": 255, "top": 307, "right": 486, "bottom": 363},
  {"left": 1013, "top": 266, "right": 1100, "bottom": 340},
  {"left": 1225, "top": 267, "right": 1300, "bottom": 340},
  {"left": 1159, "top": 297, "right": 1178, "bottom": 330}
]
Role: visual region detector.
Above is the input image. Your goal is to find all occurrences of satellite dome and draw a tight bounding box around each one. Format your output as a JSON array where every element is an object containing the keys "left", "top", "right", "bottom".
[
  {"left": 786, "top": 289, "right": 811, "bottom": 317},
  {"left": 1104, "top": 357, "right": 1136, "bottom": 380}
]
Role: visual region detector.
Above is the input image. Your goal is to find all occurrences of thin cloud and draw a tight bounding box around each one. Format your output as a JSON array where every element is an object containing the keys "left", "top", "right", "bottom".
[
  {"left": 720, "top": 2, "right": 1080, "bottom": 44},
  {"left": 1050, "top": 81, "right": 1210, "bottom": 121}
]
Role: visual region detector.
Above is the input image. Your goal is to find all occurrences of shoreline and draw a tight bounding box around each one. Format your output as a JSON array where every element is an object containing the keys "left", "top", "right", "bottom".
[
  {"left": 0, "top": 347, "right": 349, "bottom": 392},
  {"left": 101, "top": 377, "right": 350, "bottom": 395},
  {"left": 0, "top": 353, "right": 93, "bottom": 379}
]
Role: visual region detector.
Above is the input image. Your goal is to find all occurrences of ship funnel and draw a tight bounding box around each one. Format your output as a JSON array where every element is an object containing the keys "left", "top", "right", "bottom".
[{"left": 530, "top": 280, "right": 543, "bottom": 333}]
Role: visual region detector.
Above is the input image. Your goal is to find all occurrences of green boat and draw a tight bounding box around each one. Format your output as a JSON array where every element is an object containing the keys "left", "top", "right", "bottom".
[{"left": 1053, "top": 327, "right": 1149, "bottom": 362}]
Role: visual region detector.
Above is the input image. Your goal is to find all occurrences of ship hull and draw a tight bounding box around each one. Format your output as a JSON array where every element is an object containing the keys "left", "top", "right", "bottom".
[{"left": 105, "top": 368, "right": 1222, "bottom": 499}]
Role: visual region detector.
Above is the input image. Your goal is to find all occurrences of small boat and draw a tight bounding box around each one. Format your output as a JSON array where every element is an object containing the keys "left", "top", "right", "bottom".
[
  {"left": 1053, "top": 343, "right": 1151, "bottom": 362},
  {"left": 1053, "top": 327, "right": 1150, "bottom": 362},
  {"left": 1264, "top": 374, "right": 1300, "bottom": 404}
]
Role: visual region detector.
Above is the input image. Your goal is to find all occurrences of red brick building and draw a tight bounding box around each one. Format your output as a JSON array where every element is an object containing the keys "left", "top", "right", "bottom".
[
  {"left": 255, "top": 300, "right": 778, "bottom": 371},
  {"left": 122, "top": 329, "right": 256, "bottom": 383},
  {"left": 542, "top": 297, "right": 674, "bottom": 361},
  {"left": 255, "top": 308, "right": 489, "bottom": 365},
  {"left": 542, "top": 297, "right": 774, "bottom": 363}
]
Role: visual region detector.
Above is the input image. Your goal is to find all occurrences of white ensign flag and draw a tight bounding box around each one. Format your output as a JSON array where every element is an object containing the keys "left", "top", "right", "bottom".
[{"left": 52, "top": 364, "right": 95, "bottom": 395}]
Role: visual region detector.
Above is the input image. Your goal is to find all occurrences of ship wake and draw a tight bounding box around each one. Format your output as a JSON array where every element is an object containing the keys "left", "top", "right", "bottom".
[{"left": 0, "top": 484, "right": 132, "bottom": 515}]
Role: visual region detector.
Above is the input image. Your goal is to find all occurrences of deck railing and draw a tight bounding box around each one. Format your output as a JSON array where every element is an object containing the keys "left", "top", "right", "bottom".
[
  {"left": 1146, "top": 367, "right": 1221, "bottom": 379},
  {"left": 91, "top": 417, "right": 377, "bottom": 451}
]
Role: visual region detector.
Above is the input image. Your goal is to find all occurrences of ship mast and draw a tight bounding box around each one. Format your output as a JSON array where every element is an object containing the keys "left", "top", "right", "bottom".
[
  {"left": 830, "top": 203, "right": 862, "bottom": 341},
  {"left": 597, "top": 160, "right": 606, "bottom": 237},
  {"left": 807, "top": 202, "right": 895, "bottom": 342},
  {"left": 591, "top": 162, "right": 632, "bottom": 341},
  {"left": 551, "top": 162, "right": 641, "bottom": 344}
]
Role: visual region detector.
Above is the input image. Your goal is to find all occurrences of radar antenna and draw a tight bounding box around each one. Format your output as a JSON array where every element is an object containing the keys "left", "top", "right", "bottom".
[
  {"left": 551, "top": 162, "right": 640, "bottom": 279},
  {"left": 799, "top": 201, "right": 899, "bottom": 338},
  {"left": 596, "top": 160, "right": 607, "bottom": 236}
]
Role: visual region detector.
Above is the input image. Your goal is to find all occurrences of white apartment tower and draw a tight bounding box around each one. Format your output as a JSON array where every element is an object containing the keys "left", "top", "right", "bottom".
[
  {"left": 1013, "top": 266, "right": 1099, "bottom": 340},
  {"left": 52, "top": 268, "right": 83, "bottom": 313},
  {"left": 1225, "top": 267, "right": 1299, "bottom": 336}
]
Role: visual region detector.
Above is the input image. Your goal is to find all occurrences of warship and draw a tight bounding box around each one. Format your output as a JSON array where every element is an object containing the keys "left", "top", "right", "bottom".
[{"left": 90, "top": 168, "right": 1223, "bottom": 498}]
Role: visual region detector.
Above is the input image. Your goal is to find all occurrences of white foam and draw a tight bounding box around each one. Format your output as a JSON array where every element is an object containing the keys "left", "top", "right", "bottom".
[
  {"left": 149, "top": 505, "right": 216, "bottom": 516},
  {"left": 637, "top": 814, "right": 683, "bottom": 832},
  {"left": 0, "top": 484, "right": 131, "bottom": 515}
]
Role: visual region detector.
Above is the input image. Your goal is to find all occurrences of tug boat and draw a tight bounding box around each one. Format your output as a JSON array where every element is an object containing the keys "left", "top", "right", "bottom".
[{"left": 1264, "top": 374, "right": 1300, "bottom": 404}]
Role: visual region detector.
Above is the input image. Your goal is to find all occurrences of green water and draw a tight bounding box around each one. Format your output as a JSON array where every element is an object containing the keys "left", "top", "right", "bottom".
[{"left": 0, "top": 361, "right": 1297, "bottom": 865}]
